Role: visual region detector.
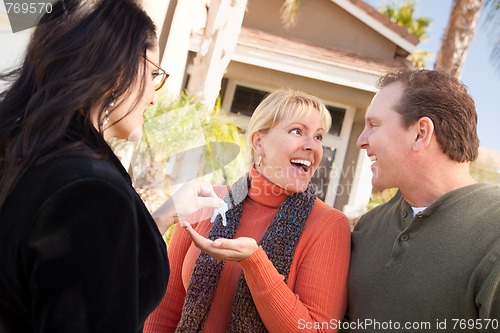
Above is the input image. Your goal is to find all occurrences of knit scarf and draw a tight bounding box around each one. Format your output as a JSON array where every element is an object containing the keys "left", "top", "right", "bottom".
[{"left": 176, "top": 173, "right": 316, "bottom": 333}]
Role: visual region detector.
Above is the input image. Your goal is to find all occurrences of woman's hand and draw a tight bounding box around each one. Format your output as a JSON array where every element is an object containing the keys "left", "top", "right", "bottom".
[
  {"left": 182, "top": 223, "right": 258, "bottom": 262},
  {"left": 153, "top": 180, "right": 225, "bottom": 234}
]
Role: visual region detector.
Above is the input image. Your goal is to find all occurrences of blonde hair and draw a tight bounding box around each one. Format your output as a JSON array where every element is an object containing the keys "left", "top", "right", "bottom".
[{"left": 247, "top": 89, "right": 332, "bottom": 163}]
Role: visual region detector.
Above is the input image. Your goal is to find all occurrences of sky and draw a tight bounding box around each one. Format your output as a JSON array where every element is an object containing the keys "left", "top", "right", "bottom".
[
  {"left": 364, "top": 0, "right": 500, "bottom": 152},
  {"left": 1, "top": 1, "right": 499, "bottom": 151}
]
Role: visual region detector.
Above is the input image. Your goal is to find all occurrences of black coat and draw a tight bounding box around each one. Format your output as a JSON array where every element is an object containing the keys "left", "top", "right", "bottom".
[{"left": 0, "top": 139, "right": 169, "bottom": 332}]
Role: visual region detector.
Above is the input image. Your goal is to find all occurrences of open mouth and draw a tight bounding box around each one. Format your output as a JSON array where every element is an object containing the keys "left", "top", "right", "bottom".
[{"left": 290, "top": 159, "right": 312, "bottom": 173}]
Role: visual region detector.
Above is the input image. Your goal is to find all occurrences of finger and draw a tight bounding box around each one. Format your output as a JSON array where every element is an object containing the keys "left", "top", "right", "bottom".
[
  {"left": 183, "top": 224, "right": 214, "bottom": 250},
  {"left": 216, "top": 237, "right": 243, "bottom": 247},
  {"left": 179, "top": 219, "right": 190, "bottom": 228},
  {"left": 196, "top": 181, "right": 220, "bottom": 198},
  {"left": 212, "top": 238, "right": 240, "bottom": 250},
  {"left": 213, "top": 239, "right": 224, "bottom": 248}
]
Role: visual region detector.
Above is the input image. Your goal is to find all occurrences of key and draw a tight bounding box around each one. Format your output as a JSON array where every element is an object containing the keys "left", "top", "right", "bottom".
[{"left": 210, "top": 202, "right": 228, "bottom": 226}]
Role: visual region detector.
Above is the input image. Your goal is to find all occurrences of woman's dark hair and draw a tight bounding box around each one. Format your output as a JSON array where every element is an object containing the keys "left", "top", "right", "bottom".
[{"left": 0, "top": 0, "right": 157, "bottom": 208}]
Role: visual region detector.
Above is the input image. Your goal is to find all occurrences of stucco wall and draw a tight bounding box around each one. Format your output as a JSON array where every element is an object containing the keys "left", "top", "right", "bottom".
[{"left": 243, "top": 0, "right": 398, "bottom": 59}]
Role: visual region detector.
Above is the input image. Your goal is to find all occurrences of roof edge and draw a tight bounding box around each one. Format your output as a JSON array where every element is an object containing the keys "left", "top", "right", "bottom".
[{"left": 332, "top": 0, "right": 419, "bottom": 53}]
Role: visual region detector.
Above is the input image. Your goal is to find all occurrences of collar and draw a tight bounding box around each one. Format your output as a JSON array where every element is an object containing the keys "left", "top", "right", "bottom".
[
  {"left": 400, "top": 183, "right": 488, "bottom": 219},
  {"left": 247, "top": 168, "right": 288, "bottom": 208}
]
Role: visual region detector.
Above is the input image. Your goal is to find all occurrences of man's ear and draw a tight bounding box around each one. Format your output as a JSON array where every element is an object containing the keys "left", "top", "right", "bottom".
[{"left": 413, "top": 117, "right": 434, "bottom": 151}]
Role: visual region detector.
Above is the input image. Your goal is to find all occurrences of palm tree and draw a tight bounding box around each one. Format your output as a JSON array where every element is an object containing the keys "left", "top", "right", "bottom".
[
  {"left": 378, "top": 0, "right": 431, "bottom": 68},
  {"left": 434, "top": 0, "right": 483, "bottom": 78},
  {"left": 435, "top": 0, "right": 500, "bottom": 78},
  {"left": 379, "top": 0, "right": 430, "bottom": 39},
  {"left": 487, "top": 0, "right": 500, "bottom": 72}
]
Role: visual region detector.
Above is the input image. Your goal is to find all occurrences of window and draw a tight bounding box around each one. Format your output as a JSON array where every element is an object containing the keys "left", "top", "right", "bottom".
[
  {"left": 326, "top": 105, "right": 345, "bottom": 136},
  {"left": 230, "top": 85, "right": 345, "bottom": 136},
  {"left": 230, "top": 86, "right": 269, "bottom": 117}
]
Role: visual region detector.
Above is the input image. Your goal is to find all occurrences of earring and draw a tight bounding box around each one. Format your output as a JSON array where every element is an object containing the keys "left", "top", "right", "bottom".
[
  {"left": 101, "top": 110, "right": 110, "bottom": 126},
  {"left": 101, "top": 95, "right": 115, "bottom": 127},
  {"left": 257, "top": 153, "right": 262, "bottom": 167}
]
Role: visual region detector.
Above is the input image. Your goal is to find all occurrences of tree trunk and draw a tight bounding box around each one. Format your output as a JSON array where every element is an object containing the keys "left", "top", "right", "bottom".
[
  {"left": 187, "top": 0, "right": 247, "bottom": 110},
  {"left": 159, "top": 0, "right": 201, "bottom": 97},
  {"left": 434, "top": 0, "right": 483, "bottom": 79}
]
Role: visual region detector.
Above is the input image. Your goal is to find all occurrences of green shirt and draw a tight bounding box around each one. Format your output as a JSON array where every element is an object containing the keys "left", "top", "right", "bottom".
[{"left": 347, "top": 184, "right": 500, "bottom": 332}]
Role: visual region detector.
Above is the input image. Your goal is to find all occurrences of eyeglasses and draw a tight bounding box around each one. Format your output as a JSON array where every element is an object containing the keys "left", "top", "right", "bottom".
[{"left": 145, "top": 57, "right": 169, "bottom": 91}]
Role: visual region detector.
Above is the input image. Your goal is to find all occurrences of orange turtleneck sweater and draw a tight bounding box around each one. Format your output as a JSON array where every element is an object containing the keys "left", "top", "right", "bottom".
[{"left": 145, "top": 170, "right": 350, "bottom": 333}]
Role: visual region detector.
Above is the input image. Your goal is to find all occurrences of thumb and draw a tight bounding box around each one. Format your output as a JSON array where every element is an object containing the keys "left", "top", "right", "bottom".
[{"left": 213, "top": 239, "right": 224, "bottom": 248}]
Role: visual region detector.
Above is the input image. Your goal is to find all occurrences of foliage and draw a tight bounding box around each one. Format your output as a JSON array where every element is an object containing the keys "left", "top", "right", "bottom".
[
  {"left": 483, "top": 0, "right": 500, "bottom": 74},
  {"left": 470, "top": 158, "right": 500, "bottom": 184},
  {"left": 281, "top": 0, "right": 301, "bottom": 29},
  {"left": 379, "top": 0, "right": 430, "bottom": 39},
  {"left": 109, "top": 92, "right": 249, "bottom": 242},
  {"left": 367, "top": 187, "right": 398, "bottom": 211},
  {"left": 409, "top": 49, "right": 431, "bottom": 69},
  {"left": 378, "top": 0, "right": 432, "bottom": 68}
]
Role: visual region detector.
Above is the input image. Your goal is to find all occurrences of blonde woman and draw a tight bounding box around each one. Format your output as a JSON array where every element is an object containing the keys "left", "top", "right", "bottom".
[{"left": 146, "top": 89, "right": 351, "bottom": 333}]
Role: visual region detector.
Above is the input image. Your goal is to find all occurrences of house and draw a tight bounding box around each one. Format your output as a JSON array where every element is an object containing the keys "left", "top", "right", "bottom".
[
  {"left": 0, "top": 0, "right": 419, "bottom": 218},
  {"left": 144, "top": 0, "right": 418, "bottom": 218}
]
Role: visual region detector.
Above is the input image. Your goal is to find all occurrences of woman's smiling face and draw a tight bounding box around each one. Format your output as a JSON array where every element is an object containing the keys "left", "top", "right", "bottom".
[{"left": 253, "top": 105, "right": 325, "bottom": 193}]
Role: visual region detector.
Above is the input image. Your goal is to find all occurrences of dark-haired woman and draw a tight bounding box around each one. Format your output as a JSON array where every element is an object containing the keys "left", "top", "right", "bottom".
[{"left": 0, "top": 1, "right": 222, "bottom": 332}]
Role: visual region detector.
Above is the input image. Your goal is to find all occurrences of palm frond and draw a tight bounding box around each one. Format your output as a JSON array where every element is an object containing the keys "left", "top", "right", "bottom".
[
  {"left": 280, "top": 0, "right": 301, "bottom": 29},
  {"left": 483, "top": 0, "right": 500, "bottom": 74}
]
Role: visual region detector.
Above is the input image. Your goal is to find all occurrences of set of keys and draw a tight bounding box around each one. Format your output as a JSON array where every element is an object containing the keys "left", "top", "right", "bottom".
[{"left": 210, "top": 201, "right": 229, "bottom": 226}]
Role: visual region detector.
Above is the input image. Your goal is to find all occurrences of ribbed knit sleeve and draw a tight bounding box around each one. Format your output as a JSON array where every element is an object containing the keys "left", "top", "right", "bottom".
[{"left": 239, "top": 203, "right": 351, "bottom": 333}]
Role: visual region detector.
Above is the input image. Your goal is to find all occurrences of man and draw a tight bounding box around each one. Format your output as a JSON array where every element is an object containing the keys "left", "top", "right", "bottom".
[{"left": 346, "top": 69, "right": 499, "bottom": 332}]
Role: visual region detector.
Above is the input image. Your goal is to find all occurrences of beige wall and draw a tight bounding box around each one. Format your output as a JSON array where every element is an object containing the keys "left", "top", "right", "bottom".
[{"left": 243, "top": 0, "right": 398, "bottom": 59}]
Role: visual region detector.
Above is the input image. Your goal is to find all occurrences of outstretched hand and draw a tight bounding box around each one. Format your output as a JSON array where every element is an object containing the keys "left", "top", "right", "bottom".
[
  {"left": 171, "top": 180, "right": 225, "bottom": 217},
  {"left": 182, "top": 223, "right": 258, "bottom": 262},
  {"left": 153, "top": 180, "right": 225, "bottom": 234}
]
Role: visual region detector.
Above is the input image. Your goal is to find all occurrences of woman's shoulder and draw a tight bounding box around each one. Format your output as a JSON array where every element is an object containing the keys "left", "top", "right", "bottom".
[
  {"left": 2, "top": 155, "right": 135, "bottom": 234},
  {"left": 40, "top": 155, "right": 122, "bottom": 181},
  {"left": 306, "top": 199, "right": 350, "bottom": 233},
  {"left": 311, "top": 199, "right": 347, "bottom": 220},
  {"left": 293, "top": 199, "right": 350, "bottom": 249},
  {"left": 18, "top": 155, "right": 130, "bottom": 202}
]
